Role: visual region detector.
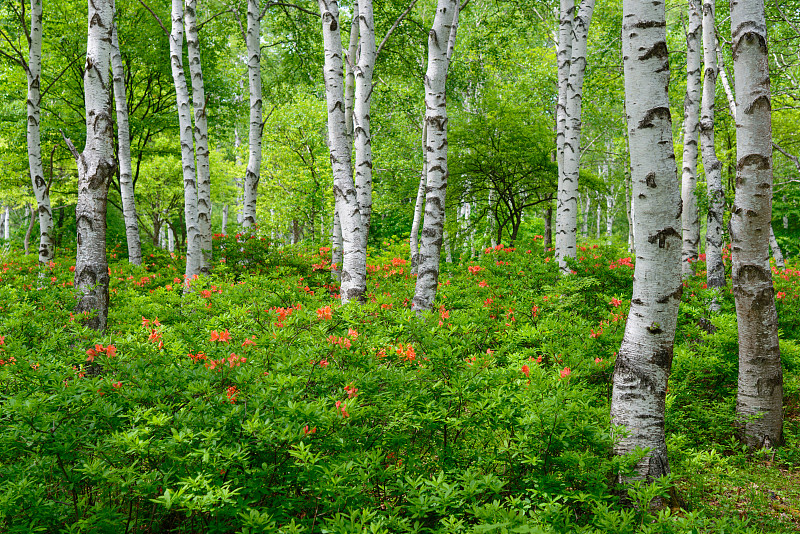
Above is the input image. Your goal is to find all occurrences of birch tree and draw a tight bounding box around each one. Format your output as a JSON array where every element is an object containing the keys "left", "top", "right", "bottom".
[
  {"left": 318, "top": 0, "right": 367, "bottom": 304},
  {"left": 681, "top": 0, "right": 701, "bottom": 277},
  {"left": 701, "top": 0, "right": 725, "bottom": 306},
  {"left": 67, "top": 0, "right": 116, "bottom": 331},
  {"left": 730, "top": 0, "right": 783, "bottom": 449},
  {"left": 169, "top": 0, "right": 202, "bottom": 282},
  {"left": 353, "top": 0, "right": 375, "bottom": 233},
  {"left": 610, "top": 0, "right": 682, "bottom": 484},
  {"left": 241, "top": 0, "right": 261, "bottom": 228},
  {"left": 411, "top": 0, "right": 458, "bottom": 312},
  {"left": 185, "top": 0, "right": 212, "bottom": 272},
  {"left": 111, "top": 12, "right": 142, "bottom": 265}
]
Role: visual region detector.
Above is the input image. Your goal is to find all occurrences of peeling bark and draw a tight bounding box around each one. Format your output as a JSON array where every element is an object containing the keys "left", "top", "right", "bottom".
[
  {"left": 730, "top": 0, "right": 783, "bottom": 449},
  {"left": 681, "top": 0, "right": 701, "bottom": 277},
  {"left": 611, "top": 0, "right": 682, "bottom": 487},
  {"left": 412, "top": 0, "right": 458, "bottom": 312},
  {"left": 72, "top": 0, "right": 116, "bottom": 331},
  {"left": 111, "top": 14, "right": 142, "bottom": 265}
]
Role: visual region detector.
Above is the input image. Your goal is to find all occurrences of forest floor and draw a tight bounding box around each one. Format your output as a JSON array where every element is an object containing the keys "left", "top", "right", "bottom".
[{"left": 1, "top": 236, "right": 799, "bottom": 533}]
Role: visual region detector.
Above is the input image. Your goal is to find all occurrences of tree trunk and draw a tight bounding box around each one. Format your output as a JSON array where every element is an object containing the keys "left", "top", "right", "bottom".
[
  {"left": 701, "top": 0, "right": 725, "bottom": 306},
  {"left": 769, "top": 225, "right": 784, "bottom": 269},
  {"left": 730, "top": 0, "right": 783, "bottom": 449},
  {"left": 170, "top": 0, "right": 201, "bottom": 283},
  {"left": 331, "top": 208, "right": 342, "bottom": 281},
  {"left": 716, "top": 36, "right": 737, "bottom": 119},
  {"left": 168, "top": 224, "right": 175, "bottom": 253},
  {"left": 412, "top": 0, "right": 458, "bottom": 312},
  {"left": 681, "top": 0, "right": 701, "bottom": 277},
  {"left": 555, "top": 0, "right": 573, "bottom": 262},
  {"left": 24, "top": 205, "right": 35, "bottom": 255},
  {"left": 318, "top": 0, "right": 367, "bottom": 304},
  {"left": 111, "top": 14, "right": 142, "bottom": 265},
  {"left": 544, "top": 205, "right": 552, "bottom": 249},
  {"left": 606, "top": 193, "right": 615, "bottom": 237},
  {"left": 580, "top": 193, "right": 590, "bottom": 237},
  {"left": 611, "top": 0, "right": 682, "bottom": 486},
  {"left": 556, "top": 0, "right": 594, "bottom": 271},
  {"left": 624, "top": 175, "right": 634, "bottom": 252},
  {"left": 410, "top": 122, "right": 427, "bottom": 272},
  {"left": 242, "top": 0, "right": 262, "bottom": 228},
  {"left": 354, "top": 0, "right": 375, "bottom": 233},
  {"left": 222, "top": 203, "right": 228, "bottom": 234},
  {"left": 27, "top": 0, "right": 54, "bottom": 265},
  {"left": 184, "top": 0, "right": 212, "bottom": 272},
  {"left": 0, "top": 207, "right": 6, "bottom": 240},
  {"left": 72, "top": 0, "right": 115, "bottom": 331}
]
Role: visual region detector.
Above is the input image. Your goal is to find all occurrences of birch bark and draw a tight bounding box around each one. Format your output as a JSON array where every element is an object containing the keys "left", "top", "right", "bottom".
[
  {"left": 411, "top": 0, "right": 457, "bottom": 312},
  {"left": 111, "top": 16, "right": 142, "bottom": 265},
  {"left": 185, "top": 0, "right": 212, "bottom": 272},
  {"left": 27, "top": 0, "right": 54, "bottom": 265},
  {"left": 556, "top": 0, "right": 594, "bottom": 271},
  {"left": 72, "top": 0, "right": 116, "bottom": 331},
  {"left": 242, "top": 0, "right": 262, "bottom": 228},
  {"left": 170, "top": 0, "right": 202, "bottom": 282},
  {"left": 730, "top": 0, "right": 783, "bottom": 449},
  {"left": 318, "top": 0, "right": 367, "bottom": 304},
  {"left": 611, "top": 0, "right": 682, "bottom": 484},
  {"left": 555, "top": 0, "right": 573, "bottom": 258},
  {"left": 769, "top": 225, "right": 784, "bottom": 269},
  {"left": 681, "top": 0, "right": 702, "bottom": 277},
  {"left": 410, "top": 122, "right": 427, "bottom": 272},
  {"left": 701, "top": 0, "right": 726, "bottom": 301},
  {"left": 353, "top": 0, "right": 375, "bottom": 232}
]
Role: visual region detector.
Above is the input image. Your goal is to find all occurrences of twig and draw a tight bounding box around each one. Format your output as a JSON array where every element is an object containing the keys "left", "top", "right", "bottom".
[
  {"left": 376, "top": 0, "right": 418, "bottom": 59},
  {"left": 61, "top": 130, "right": 80, "bottom": 160},
  {"left": 260, "top": 1, "right": 320, "bottom": 20},
  {"left": 137, "top": 0, "right": 169, "bottom": 36}
]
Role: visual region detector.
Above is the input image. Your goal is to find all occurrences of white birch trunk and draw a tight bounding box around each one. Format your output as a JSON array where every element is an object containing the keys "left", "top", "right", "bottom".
[
  {"left": 606, "top": 193, "right": 615, "bottom": 236},
  {"left": 625, "top": 176, "right": 634, "bottom": 252},
  {"left": 344, "top": 3, "right": 358, "bottom": 140},
  {"left": 681, "top": 0, "right": 702, "bottom": 277},
  {"left": 353, "top": 0, "right": 375, "bottom": 233},
  {"left": 769, "top": 225, "right": 784, "bottom": 269},
  {"left": 242, "top": 0, "right": 262, "bottom": 228},
  {"left": 72, "top": 0, "right": 115, "bottom": 331},
  {"left": 235, "top": 126, "right": 244, "bottom": 226},
  {"left": 27, "top": 0, "right": 54, "bottom": 264},
  {"left": 555, "top": 0, "right": 573, "bottom": 261},
  {"left": 168, "top": 224, "right": 175, "bottom": 252},
  {"left": 222, "top": 204, "right": 228, "bottom": 234},
  {"left": 331, "top": 208, "right": 342, "bottom": 281},
  {"left": 611, "top": 0, "right": 682, "bottom": 485},
  {"left": 556, "top": 0, "right": 594, "bottom": 271},
  {"left": 318, "top": 0, "right": 367, "bottom": 304},
  {"left": 701, "top": 0, "right": 726, "bottom": 303},
  {"left": 111, "top": 15, "right": 142, "bottom": 265},
  {"left": 730, "top": 0, "right": 783, "bottom": 449},
  {"left": 717, "top": 37, "right": 738, "bottom": 119},
  {"left": 170, "top": 0, "right": 201, "bottom": 281},
  {"left": 3, "top": 206, "right": 9, "bottom": 240},
  {"left": 185, "top": 0, "right": 212, "bottom": 272},
  {"left": 410, "top": 122, "right": 427, "bottom": 272},
  {"left": 412, "top": 0, "right": 457, "bottom": 312},
  {"left": 595, "top": 195, "right": 601, "bottom": 238}
]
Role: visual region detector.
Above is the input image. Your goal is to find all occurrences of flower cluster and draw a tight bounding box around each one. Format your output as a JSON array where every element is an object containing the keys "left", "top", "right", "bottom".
[
  {"left": 316, "top": 306, "right": 333, "bottom": 320},
  {"left": 206, "top": 352, "right": 247, "bottom": 371},
  {"left": 395, "top": 343, "right": 416, "bottom": 362},
  {"left": 271, "top": 303, "right": 301, "bottom": 327},
  {"left": 210, "top": 330, "right": 231, "bottom": 343},
  {"left": 86, "top": 343, "right": 117, "bottom": 363},
  {"left": 226, "top": 385, "right": 238, "bottom": 403}
]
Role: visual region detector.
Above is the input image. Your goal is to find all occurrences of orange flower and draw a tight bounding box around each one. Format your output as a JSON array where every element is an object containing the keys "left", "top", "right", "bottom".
[
  {"left": 521, "top": 364, "right": 530, "bottom": 378},
  {"left": 316, "top": 306, "right": 333, "bottom": 320},
  {"left": 560, "top": 367, "right": 571, "bottom": 379}
]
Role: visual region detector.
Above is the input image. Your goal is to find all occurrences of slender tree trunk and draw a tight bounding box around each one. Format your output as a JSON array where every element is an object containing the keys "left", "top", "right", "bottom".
[
  {"left": 222, "top": 204, "right": 228, "bottom": 234},
  {"left": 24, "top": 205, "right": 34, "bottom": 255},
  {"left": 555, "top": 0, "right": 573, "bottom": 263},
  {"left": 318, "top": 0, "right": 367, "bottom": 304},
  {"left": 625, "top": 175, "right": 634, "bottom": 252},
  {"left": 27, "top": 0, "right": 54, "bottom": 265},
  {"left": 544, "top": 205, "right": 552, "bottom": 249},
  {"left": 556, "top": 0, "right": 594, "bottom": 271},
  {"left": 0, "top": 207, "right": 6, "bottom": 239},
  {"left": 168, "top": 224, "right": 175, "bottom": 252},
  {"left": 242, "top": 0, "right": 262, "bottom": 228},
  {"left": 331, "top": 208, "right": 342, "bottom": 281},
  {"left": 412, "top": 0, "right": 458, "bottom": 312},
  {"left": 769, "top": 225, "right": 784, "bottom": 269},
  {"left": 681, "top": 0, "right": 702, "bottom": 277},
  {"left": 606, "top": 193, "right": 615, "bottom": 237},
  {"left": 111, "top": 15, "right": 142, "bottom": 265},
  {"left": 595, "top": 194, "right": 601, "bottom": 238},
  {"left": 353, "top": 0, "right": 375, "bottom": 234},
  {"left": 71, "top": 0, "right": 115, "bottom": 331},
  {"left": 716, "top": 36, "right": 737, "bottom": 119},
  {"left": 731, "top": 0, "right": 783, "bottom": 449},
  {"left": 170, "top": 0, "right": 201, "bottom": 282},
  {"left": 701, "top": 0, "right": 725, "bottom": 308},
  {"left": 235, "top": 126, "right": 244, "bottom": 225},
  {"left": 581, "top": 193, "right": 590, "bottom": 237},
  {"left": 410, "top": 122, "right": 427, "bottom": 272},
  {"left": 185, "top": 0, "right": 212, "bottom": 272},
  {"left": 611, "top": 0, "right": 682, "bottom": 486}
]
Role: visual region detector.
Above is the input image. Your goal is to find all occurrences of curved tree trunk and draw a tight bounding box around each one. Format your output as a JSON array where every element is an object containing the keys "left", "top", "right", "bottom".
[
  {"left": 111, "top": 15, "right": 142, "bottom": 265},
  {"left": 353, "top": 0, "right": 375, "bottom": 233},
  {"left": 72, "top": 0, "right": 116, "bottom": 331},
  {"left": 681, "top": 0, "right": 701, "bottom": 277},
  {"left": 27, "top": 0, "right": 54, "bottom": 265},
  {"left": 611, "top": 0, "right": 682, "bottom": 486},
  {"left": 556, "top": 0, "right": 594, "bottom": 271},
  {"left": 185, "top": 0, "right": 212, "bottom": 272},
  {"left": 730, "top": 0, "right": 783, "bottom": 450},
  {"left": 242, "top": 0, "right": 262, "bottom": 228},
  {"left": 410, "top": 122, "right": 427, "bottom": 272},
  {"left": 170, "top": 0, "right": 201, "bottom": 282},
  {"left": 701, "top": 0, "right": 725, "bottom": 307},
  {"left": 411, "top": 0, "right": 457, "bottom": 312},
  {"left": 318, "top": 0, "right": 367, "bottom": 304}
]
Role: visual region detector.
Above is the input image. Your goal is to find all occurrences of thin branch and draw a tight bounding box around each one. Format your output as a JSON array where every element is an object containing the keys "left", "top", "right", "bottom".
[
  {"left": 775, "top": 3, "right": 800, "bottom": 38},
  {"left": 773, "top": 142, "right": 800, "bottom": 174},
  {"left": 40, "top": 56, "right": 81, "bottom": 99},
  {"left": 197, "top": 8, "right": 232, "bottom": 32},
  {"left": 0, "top": 26, "right": 27, "bottom": 70},
  {"left": 137, "top": 0, "right": 169, "bottom": 36},
  {"left": 260, "top": 2, "right": 320, "bottom": 19},
  {"left": 376, "top": 0, "right": 418, "bottom": 59},
  {"left": 230, "top": 6, "right": 246, "bottom": 41},
  {"left": 61, "top": 130, "right": 80, "bottom": 160}
]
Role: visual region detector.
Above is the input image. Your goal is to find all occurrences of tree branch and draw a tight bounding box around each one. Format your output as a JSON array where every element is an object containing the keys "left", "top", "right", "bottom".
[
  {"left": 260, "top": 2, "right": 320, "bottom": 20},
  {"left": 136, "top": 0, "right": 169, "bottom": 36},
  {"left": 40, "top": 56, "right": 81, "bottom": 99},
  {"left": 197, "top": 8, "right": 232, "bottom": 32},
  {"left": 376, "top": 0, "right": 418, "bottom": 60},
  {"left": 61, "top": 130, "right": 80, "bottom": 160}
]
